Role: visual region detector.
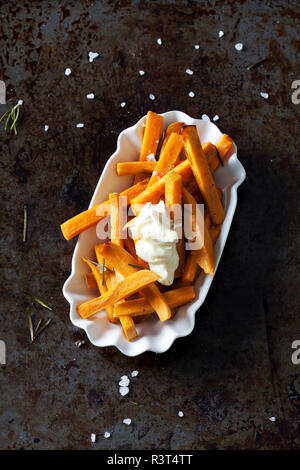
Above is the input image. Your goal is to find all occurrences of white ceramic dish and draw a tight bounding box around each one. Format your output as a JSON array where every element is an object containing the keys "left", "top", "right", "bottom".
[{"left": 63, "top": 111, "right": 246, "bottom": 356}]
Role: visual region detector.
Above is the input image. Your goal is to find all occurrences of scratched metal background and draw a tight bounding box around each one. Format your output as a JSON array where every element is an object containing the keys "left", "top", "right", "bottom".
[{"left": 0, "top": 0, "right": 299, "bottom": 450}]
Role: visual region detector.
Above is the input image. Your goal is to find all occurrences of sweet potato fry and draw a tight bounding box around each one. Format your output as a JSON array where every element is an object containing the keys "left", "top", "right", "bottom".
[
  {"left": 182, "top": 126, "right": 225, "bottom": 225},
  {"left": 114, "top": 286, "right": 195, "bottom": 317},
  {"left": 109, "top": 193, "right": 126, "bottom": 247},
  {"left": 134, "top": 111, "right": 163, "bottom": 183},
  {"left": 216, "top": 134, "right": 234, "bottom": 160},
  {"left": 124, "top": 236, "right": 148, "bottom": 269},
  {"left": 82, "top": 258, "right": 116, "bottom": 323},
  {"left": 175, "top": 253, "right": 200, "bottom": 287},
  {"left": 117, "top": 161, "right": 156, "bottom": 176},
  {"left": 130, "top": 159, "right": 193, "bottom": 215},
  {"left": 148, "top": 132, "right": 183, "bottom": 186},
  {"left": 165, "top": 172, "right": 185, "bottom": 277},
  {"left": 95, "top": 243, "right": 172, "bottom": 321},
  {"left": 105, "top": 270, "right": 137, "bottom": 340},
  {"left": 209, "top": 224, "right": 221, "bottom": 245},
  {"left": 85, "top": 272, "right": 97, "bottom": 289},
  {"left": 61, "top": 178, "right": 149, "bottom": 240},
  {"left": 78, "top": 269, "right": 159, "bottom": 319},
  {"left": 160, "top": 122, "right": 184, "bottom": 153},
  {"left": 182, "top": 187, "right": 215, "bottom": 276},
  {"left": 202, "top": 142, "right": 219, "bottom": 173}
]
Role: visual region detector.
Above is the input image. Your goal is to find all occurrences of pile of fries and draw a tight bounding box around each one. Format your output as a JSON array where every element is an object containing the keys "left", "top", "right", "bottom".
[{"left": 61, "top": 111, "right": 234, "bottom": 341}]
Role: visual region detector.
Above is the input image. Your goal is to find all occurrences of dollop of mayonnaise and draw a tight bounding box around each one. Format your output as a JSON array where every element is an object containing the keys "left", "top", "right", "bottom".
[{"left": 129, "top": 201, "right": 179, "bottom": 286}]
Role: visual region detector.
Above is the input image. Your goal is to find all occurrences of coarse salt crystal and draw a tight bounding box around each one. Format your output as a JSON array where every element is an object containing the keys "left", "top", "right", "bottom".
[
  {"left": 119, "top": 377, "right": 130, "bottom": 387},
  {"left": 149, "top": 93, "right": 155, "bottom": 100},
  {"left": 44, "top": 125, "right": 49, "bottom": 132},
  {"left": 178, "top": 411, "right": 184, "bottom": 417},
  {"left": 219, "top": 31, "right": 224, "bottom": 38},
  {"left": 201, "top": 114, "right": 210, "bottom": 122},
  {"left": 146, "top": 153, "right": 156, "bottom": 161},
  {"left": 235, "top": 43, "right": 243, "bottom": 51},
  {"left": 120, "top": 102, "right": 126, "bottom": 108},
  {"left": 18, "top": 100, "right": 23, "bottom": 106},
  {"left": 86, "top": 93, "right": 95, "bottom": 100},
  {"left": 260, "top": 92, "right": 269, "bottom": 99},
  {"left": 157, "top": 38, "right": 162, "bottom": 45},
  {"left": 186, "top": 68, "right": 194, "bottom": 75},
  {"left": 153, "top": 170, "right": 157, "bottom": 175},
  {"left": 269, "top": 416, "right": 276, "bottom": 422},
  {"left": 89, "top": 51, "right": 99, "bottom": 62},
  {"left": 91, "top": 433, "right": 96, "bottom": 442},
  {"left": 104, "top": 432, "right": 111, "bottom": 438},
  {"left": 213, "top": 115, "right": 219, "bottom": 121},
  {"left": 65, "top": 68, "right": 72, "bottom": 76},
  {"left": 119, "top": 386, "right": 129, "bottom": 396},
  {"left": 123, "top": 418, "right": 132, "bottom": 425},
  {"left": 194, "top": 44, "right": 200, "bottom": 50},
  {"left": 120, "top": 375, "right": 128, "bottom": 380},
  {"left": 76, "top": 123, "right": 84, "bottom": 128},
  {"left": 131, "top": 370, "right": 139, "bottom": 377},
  {"left": 189, "top": 91, "right": 195, "bottom": 98},
  {"left": 139, "top": 70, "right": 145, "bottom": 75}
]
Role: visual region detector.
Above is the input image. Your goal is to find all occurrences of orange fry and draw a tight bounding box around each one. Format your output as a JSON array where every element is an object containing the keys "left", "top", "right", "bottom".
[
  {"left": 182, "top": 125, "right": 225, "bottom": 225},
  {"left": 160, "top": 121, "right": 184, "bottom": 154},
  {"left": 78, "top": 269, "right": 159, "bottom": 319},
  {"left": 148, "top": 132, "right": 183, "bottom": 186},
  {"left": 117, "top": 161, "right": 156, "bottom": 176}
]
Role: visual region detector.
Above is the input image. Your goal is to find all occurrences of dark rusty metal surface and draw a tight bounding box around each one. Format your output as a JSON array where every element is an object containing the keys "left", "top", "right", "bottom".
[{"left": 0, "top": 0, "right": 300, "bottom": 450}]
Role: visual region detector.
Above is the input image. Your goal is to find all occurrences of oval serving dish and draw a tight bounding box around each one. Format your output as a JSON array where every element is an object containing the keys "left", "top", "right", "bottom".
[{"left": 63, "top": 111, "right": 246, "bottom": 356}]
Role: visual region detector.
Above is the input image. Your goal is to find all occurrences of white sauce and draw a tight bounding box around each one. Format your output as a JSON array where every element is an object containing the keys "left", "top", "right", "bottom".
[{"left": 129, "top": 201, "right": 179, "bottom": 286}]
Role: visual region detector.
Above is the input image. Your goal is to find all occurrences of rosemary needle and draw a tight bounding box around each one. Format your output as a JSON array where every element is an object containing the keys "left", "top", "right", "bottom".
[
  {"left": 0, "top": 102, "right": 21, "bottom": 135},
  {"left": 128, "top": 263, "right": 144, "bottom": 269},
  {"left": 26, "top": 307, "right": 34, "bottom": 342},
  {"left": 87, "top": 258, "right": 113, "bottom": 273},
  {"left": 215, "top": 146, "right": 224, "bottom": 167},
  {"left": 33, "top": 319, "right": 52, "bottom": 342},
  {"left": 247, "top": 57, "right": 268, "bottom": 71},
  {"left": 102, "top": 258, "right": 105, "bottom": 285},
  {"left": 23, "top": 205, "right": 27, "bottom": 242},
  {"left": 22, "top": 289, "right": 52, "bottom": 311}
]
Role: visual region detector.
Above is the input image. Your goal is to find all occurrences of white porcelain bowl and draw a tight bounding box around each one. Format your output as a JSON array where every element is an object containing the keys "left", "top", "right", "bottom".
[{"left": 63, "top": 111, "right": 246, "bottom": 356}]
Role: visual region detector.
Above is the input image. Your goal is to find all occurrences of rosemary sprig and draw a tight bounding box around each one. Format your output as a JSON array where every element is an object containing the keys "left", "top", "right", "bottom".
[
  {"left": 247, "top": 57, "right": 268, "bottom": 71},
  {"left": 23, "top": 205, "right": 27, "bottom": 242},
  {"left": 111, "top": 130, "right": 120, "bottom": 135},
  {"left": 22, "top": 289, "right": 52, "bottom": 311},
  {"left": 0, "top": 102, "right": 21, "bottom": 135},
  {"left": 215, "top": 146, "right": 224, "bottom": 167},
  {"left": 128, "top": 263, "right": 144, "bottom": 269},
  {"left": 87, "top": 258, "right": 113, "bottom": 273}
]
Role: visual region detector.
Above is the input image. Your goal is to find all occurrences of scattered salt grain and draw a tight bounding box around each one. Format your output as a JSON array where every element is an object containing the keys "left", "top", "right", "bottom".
[
  {"left": 149, "top": 93, "right": 155, "bottom": 101},
  {"left": 194, "top": 44, "right": 200, "bottom": 50},
  {"left": 146, "top": 153, "right": 156, "bottom": 161},
  {"left": 119, "top": 386, "right": 129, "bottom": 396},
  {"left": 18, "top": 100, "right": 23, "bottom": 106},
  {"left": 119, "top": 377, "right": 130, "bottom": 387},
  {"left": 157, "top": 38, "right": 162, "bottom": 45},
  {"left": 44, "top": 125, "right": 49, "bottom": 132},
  {"left": 123, "top": 418, "right": 132, "bottom": 425},
  {"left": 76, "top": 123, "right": 84, "bottom": 128},
  {"left": 201, "top": 114, "right": 210, "bottom": 122},
  {"left": 91, "top": 433, "right": 96, "bottom": 443},
  {"left": 120, "top": 102, "right": 126, "bottom": 108},
  {"left": 189, "top": 91, "right": 195, "bottom": 98},
  {"left": 260, "top": 92, "right": 269, "bottom": 99},
  {"left": 104, "top": 432, "right": 111, "bottom": 439},
  {"left": 89, "top": 51, "right": 99, "bottom": 62},
  {"left": 153, "top": 170, "right": 158, "bottom": 175},
  {"left": 75, "top": 339, "right": 85, "bottom": 348},
  {"left": 219, "top": 31, "right": 224, "bottom": 38},
  {"left": 131, "top": 370, "right": 139, "bottom": 377},
  {"left": 86, "top": 93, "right": 95, "bottom": 100},
  {"left": 65, "top": 68, "right": 72, "bottom": 76},
  {"left": 186, "top": 68, "right": 194, "bottom": 75},
  {"left": 178, "top": 411, "right": 184, "bottom": 417},
  {"left": 269, "top": 416, "right": 276, "bottom": 422},
  {"left": 139, "top": 70, "right": 145, "bottom": 75},
  {"left": 235, "top": 43, "right": 243, "bottom": 51},
  {"left": 213, "top": 115, "right": 219, "bottom": 121}
]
